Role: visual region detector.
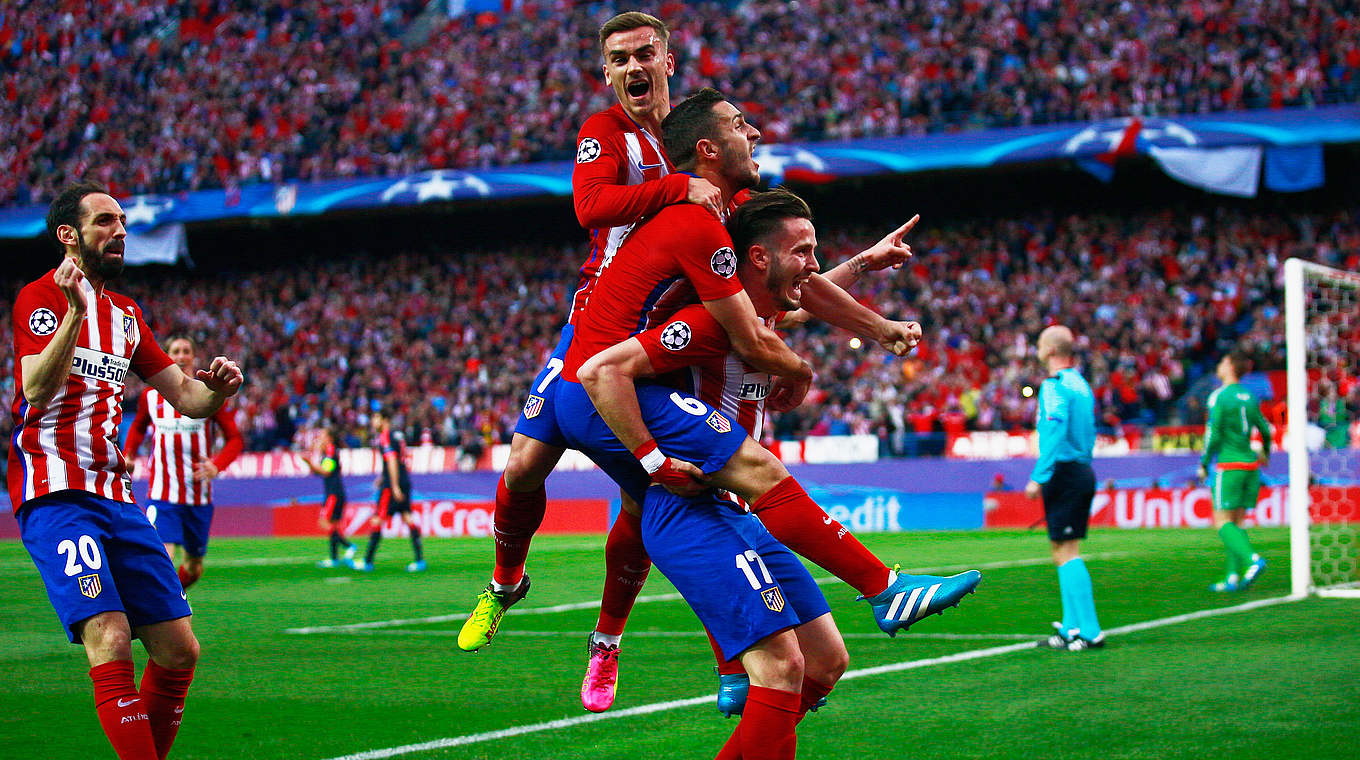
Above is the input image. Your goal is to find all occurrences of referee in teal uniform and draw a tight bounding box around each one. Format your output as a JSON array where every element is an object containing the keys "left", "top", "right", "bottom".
[{"left": 1025, "top": 325, "right": 1104, "bottom": 651}]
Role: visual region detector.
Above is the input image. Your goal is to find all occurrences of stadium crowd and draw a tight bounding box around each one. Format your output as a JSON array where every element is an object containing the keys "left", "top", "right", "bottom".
[
  {"left": 4, "top": 0, "right": 1358, "bottom": 208},
  {"left": 2, "top": 205, "right": 1355, "bottom": 463}
]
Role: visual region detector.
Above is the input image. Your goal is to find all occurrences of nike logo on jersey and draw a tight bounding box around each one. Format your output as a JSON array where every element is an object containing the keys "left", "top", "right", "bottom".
[
  {"left": 822, "top": 515, "right": 833, "bottom": 525},
  {"left": 174, "top": 706, "right": 185, "bottom": 714},
  {"left": 637, "top": 161, "right": 664, "bottom": 171},
  {"left": 117, "top": 698, "right": 141, "bottom": 708}
]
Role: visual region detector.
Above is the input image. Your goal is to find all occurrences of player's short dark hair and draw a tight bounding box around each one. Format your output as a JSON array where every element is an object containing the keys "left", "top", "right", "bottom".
[
  {"left": 598, "top": 11, "right": 668, "bottom": 54},
  {"left": 46, "top": 180, "right": 109, "bottom": 253},
  {"left": 661, "top": 88, "right": 726, "bottom": 171},
  {"left": 1225, "top": 350, "right": 1252, "bottom": 378},
  {"left": 164, "top": 335, "right": 196, "bottom": 352},
  {"left": 727, "top": 189, "right": 813, "bottom": 265}
]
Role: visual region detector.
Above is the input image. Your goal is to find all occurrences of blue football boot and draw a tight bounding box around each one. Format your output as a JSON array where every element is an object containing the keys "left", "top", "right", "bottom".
[
  {"left": 716, "top": 672, "right": 749, "bottom": 718},
  {"left": 860, "top": 565, "right": 982, "bottom": 637}
]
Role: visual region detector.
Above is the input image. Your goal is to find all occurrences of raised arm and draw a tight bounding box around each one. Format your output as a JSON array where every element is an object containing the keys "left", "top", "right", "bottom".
[
  {"left": 145, "top": 355, "right": 243, "bottom": 420},
  {"left": 19, "top": 260, "right": 88, "bottom": 408}
]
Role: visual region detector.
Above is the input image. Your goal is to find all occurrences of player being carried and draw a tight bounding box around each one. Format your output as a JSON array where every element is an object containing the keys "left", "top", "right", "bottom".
[
  {"left": 10, "top": 181, "right": 244, "bottom": 759},
  {"left": 123, "top": 336, "right": 245, "bottom": 590}
]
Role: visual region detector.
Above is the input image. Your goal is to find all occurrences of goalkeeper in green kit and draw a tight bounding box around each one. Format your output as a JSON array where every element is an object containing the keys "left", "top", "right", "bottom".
[{"left": 1197, "top": 351, "right": 1272, "bottom": 592}]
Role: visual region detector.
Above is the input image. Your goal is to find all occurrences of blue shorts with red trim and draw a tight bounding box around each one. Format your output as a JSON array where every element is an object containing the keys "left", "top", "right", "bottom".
[
  {"left": 512, "top": 324, "right": 573, "bottom": 449},
  {"left": 147, "top": 499, "right": 214, "bottom": 557},
  {"left": 643, "top": 486, "right": 829, "bottom": 661},
  {"left": 554, "top": 379, "right": 746, "bottom": 504},
  {"left": 18, "top": 490, "right": 191, "bottom": 643}
]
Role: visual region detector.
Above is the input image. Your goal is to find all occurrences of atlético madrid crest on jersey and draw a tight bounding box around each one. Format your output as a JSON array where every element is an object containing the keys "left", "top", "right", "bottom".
[
  {"left": 522, "top": 395, "right": 545, "bottom": 419},
  {"left": 761, "top": 587, "right": 785, "bottom": 613},
  {"left": 122, "top": 314, "right": 134, "bottom": 338},
  {"left": 706, "top": 411, "right": 731, "bottom": 434},
  {"left": 79, "top": 574, "right": 102, "bottom": 599}
]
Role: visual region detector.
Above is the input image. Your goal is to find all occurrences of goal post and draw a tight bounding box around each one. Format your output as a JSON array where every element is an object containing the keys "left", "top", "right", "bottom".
[{"left": 1284, "top": 257, "right": 1360, "bottom": 598}]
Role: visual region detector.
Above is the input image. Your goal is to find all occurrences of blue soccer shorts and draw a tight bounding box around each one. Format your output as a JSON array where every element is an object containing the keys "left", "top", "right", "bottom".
[
  {"left": 18, "top": 491, "right": 193, "bottom": 643},
  {"left": 147, "top": 499, "right": 215, "bottom": 557},
  {"left": 512, "top": 324, "right": 574, "bottom": 449},
  {"left": 554, "top": 379, "right": 747, "bottom": 504},
  {"left": 642, "top": 486, "right": 830, "bottom": 661}
]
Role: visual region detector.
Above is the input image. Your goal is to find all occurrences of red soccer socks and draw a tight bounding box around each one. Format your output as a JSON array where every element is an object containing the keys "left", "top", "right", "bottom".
[
  {"left": 139, "top": 659, "right": 195, "bottom": 760},
  {"left": 90, "top": 660, "right": 157, "bottom": 760},
  {"left": 491, "top": 476, "right": 546, "bottom": 587},
  {"left": 752, "top": 476, "right": 891, "bottom": 597},
  {"left": 596, "top": 509, "right": 651, "bottom": 636}
]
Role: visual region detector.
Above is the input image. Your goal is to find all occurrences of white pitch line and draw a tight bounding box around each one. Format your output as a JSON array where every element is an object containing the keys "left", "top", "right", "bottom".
[
  {"left": 285, "top": 554, "right": 1126, "bottom": 635},
  {"left": 315, "top": 593, "right": 1296, "bottom": 760}
]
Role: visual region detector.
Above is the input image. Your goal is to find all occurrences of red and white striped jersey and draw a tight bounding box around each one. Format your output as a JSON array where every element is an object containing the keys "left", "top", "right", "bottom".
[
  {"left": 124, "top": 387, "right": 244, "bottom": 506},
  {"left": 635, "top": 303, "right": 781, "bottom": 441},
  {"left": 8, "top": 271, "right": 175, "bottom": 511},
  {"left": 570, "top": 103, "right": 686, "bottom": 324}
]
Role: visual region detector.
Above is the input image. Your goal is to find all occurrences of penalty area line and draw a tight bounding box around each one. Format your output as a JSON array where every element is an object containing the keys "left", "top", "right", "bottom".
[{"left": 315, "top": 593, "right": 1296, "bottom": 760}]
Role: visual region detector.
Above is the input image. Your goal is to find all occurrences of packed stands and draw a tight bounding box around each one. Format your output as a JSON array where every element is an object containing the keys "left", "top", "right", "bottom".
[{"left": 4, "top": 0, "right": 1356, "bottom": 208}]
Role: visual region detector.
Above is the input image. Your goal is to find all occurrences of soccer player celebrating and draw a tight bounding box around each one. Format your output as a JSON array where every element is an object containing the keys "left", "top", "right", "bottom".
[
  {"left": 1196, "top": 351, "right": 1272, "bottom": 591},
  {"left": 354, "top": 407, "right": 425, "bottom": 572},
  {"left": 304, "top": 426, "right": 356, "bottom": 568},
  {"left": 123, "top": 336, "right": 244, "bottom": 590},
  {"left": 573, "top": 188, "right": 967, "bottom": 756},
  {"left": 10, "top": 181, "right": 244, "bottom": 759},
  {"left": 458, "top": 10, "right": 716, "bottom": 665},
  {"left": 460, "top": 14, "right": 934, "bottom": 716},
  {"left": 1025, "top": 325, "right": 1104, "bottom": 651},
  {"left": 557, "top": 90, "right": 979, "bottom": 707}
]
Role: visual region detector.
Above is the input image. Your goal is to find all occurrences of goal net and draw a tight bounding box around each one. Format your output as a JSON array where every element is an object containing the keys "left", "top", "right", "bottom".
[{"left": 1285, "top": 258, "right": 1360, "bottom": 598}]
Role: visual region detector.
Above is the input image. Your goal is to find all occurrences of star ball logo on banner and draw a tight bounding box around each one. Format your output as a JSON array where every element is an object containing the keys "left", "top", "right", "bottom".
[{"left": 28, "top": 308, "right": 57, "bottom": 336}]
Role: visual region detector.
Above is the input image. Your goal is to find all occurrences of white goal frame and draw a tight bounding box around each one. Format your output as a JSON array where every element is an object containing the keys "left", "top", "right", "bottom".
[{"left": 1285, "top": 257, "right": 1360, "bottom": 598}]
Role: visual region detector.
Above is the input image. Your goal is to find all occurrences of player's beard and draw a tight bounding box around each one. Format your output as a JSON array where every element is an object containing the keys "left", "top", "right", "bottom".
[
  {"left": 766, "top": 262, "right": 802, "bottom": 311},
  {"left": 721, "top": 142, "right": 761, "bottom": 191},
  {"left": 78, "top": 234, "right": 125, "bottom": 281}
]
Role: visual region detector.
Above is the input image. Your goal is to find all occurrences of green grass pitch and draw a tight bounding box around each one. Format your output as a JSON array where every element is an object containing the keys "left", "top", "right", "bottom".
[{"left": 1, "top": 528, "right": 1355, "bottom": 759}]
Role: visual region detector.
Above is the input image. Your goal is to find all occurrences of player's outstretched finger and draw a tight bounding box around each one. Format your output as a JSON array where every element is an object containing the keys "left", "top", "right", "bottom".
[{"left": 893, "top": 214, "right": 921, "bottom": 241}]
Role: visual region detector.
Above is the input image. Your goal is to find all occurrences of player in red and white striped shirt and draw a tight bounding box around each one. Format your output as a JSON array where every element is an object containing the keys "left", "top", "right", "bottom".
[
  {"left": 124, "top": 336, "right": 244, "bottom": 590},
  {"left": 10, "top": 182, "right": 243, "bottom": 760}
]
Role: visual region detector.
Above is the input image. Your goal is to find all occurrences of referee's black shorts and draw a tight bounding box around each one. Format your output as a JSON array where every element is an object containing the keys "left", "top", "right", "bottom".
[{"left": 1041, "top": 460, "right": 1096, "bottom": 542}]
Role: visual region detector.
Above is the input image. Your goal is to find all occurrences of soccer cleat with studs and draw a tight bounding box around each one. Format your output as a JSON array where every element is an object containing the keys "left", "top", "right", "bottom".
[
  {"left": 456, "top": 575, "right": 531, "bottom": 652},
  {"left": 1040, "top": 621, "right": 1074, "bottom": 650},
  {"left": 860, "top": 564, "right": 982, "bottom": 636},
  {"left": 581, "top": 637, "right": 622, "bottom": 713},
  {"left": 1210, "top": 574, "right": 1241, "bottom": 592},
  {"left": 1066, "top": 632, "right": 1106, "bottom": 651},
  {"left": 1239, "top": 555, "right": 1267, "bottom": 589},
  {"left": 716, "top": 672, "right": 750, "bottom": 717},
  {"left": 406, "top": 560, "right": 427, "bottom": 573}
]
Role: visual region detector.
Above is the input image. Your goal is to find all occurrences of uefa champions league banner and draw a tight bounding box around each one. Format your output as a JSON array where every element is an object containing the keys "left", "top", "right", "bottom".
[{"left": 0, "top": 105, "right": 1354, "bottom": 240}]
